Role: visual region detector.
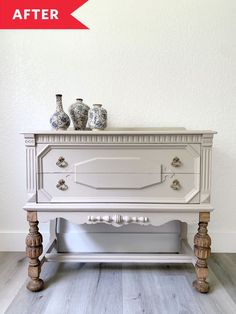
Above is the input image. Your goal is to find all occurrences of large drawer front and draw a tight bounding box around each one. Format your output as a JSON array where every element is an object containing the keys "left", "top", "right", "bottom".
[
  {"left": 37, "top": 173, "right": 200, "bottom": 203},
  {"left": 37, "top": 144, "right": 200, "bottom": 204},
  {"left": 38, "top": 145, "right": 200, "bottom": 174}
]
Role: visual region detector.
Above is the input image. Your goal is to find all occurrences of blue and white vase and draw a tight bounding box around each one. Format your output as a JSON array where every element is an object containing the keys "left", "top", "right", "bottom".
[
  {"left": 50, "top": 94, "right": 70, "bottom": 130},
  {"left": 69, "top": 98, "right": 90, "bottom": 130},
  {"left": 88, "top": 104, "right": 107, "bottom": 131}
]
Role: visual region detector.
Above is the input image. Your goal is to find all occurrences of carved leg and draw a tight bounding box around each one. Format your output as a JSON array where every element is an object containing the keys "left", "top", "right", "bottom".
[
  {"left": 26, "top": 212, "right": 44, "bottom": 292},
  {"left": 193, "top": 212, "right": 211, "bottom": 293}
]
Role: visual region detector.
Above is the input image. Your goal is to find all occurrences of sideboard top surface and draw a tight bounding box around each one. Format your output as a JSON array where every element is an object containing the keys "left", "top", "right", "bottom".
[{"left": 21, "top": 127, "right": 217, "bottom": 135}]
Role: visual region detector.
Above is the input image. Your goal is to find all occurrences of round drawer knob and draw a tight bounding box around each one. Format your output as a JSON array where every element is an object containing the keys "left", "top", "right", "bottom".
[
  {"left": 171, "top": 179, "right": 181, "bottom": 190},
  {"left": 171, "top": 157, "right": 182, "bottom": 167},
  {"left": 56, "top": 156, "right": 68, "bottom": 168},
  {"left": 56, "top": 179, "right": 68, "bottom": 191}
]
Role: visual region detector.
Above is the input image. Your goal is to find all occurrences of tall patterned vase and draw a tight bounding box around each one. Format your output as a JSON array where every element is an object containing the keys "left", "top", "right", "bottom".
[
  {"left": 69, "top": 98, "right": 90, "bottom": 130},
  {"left": 88, "top": 104, "right": 107, "bottom": 131},
  {"left": 50, "top": 94, "right": 70, "bottom": 130}
]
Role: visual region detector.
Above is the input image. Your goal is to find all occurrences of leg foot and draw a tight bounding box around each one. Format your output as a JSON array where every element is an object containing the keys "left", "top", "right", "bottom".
[
  {"left": 27, "top": 278, "right": 44, "bottom": 292},
  {"left": 193, "top": 279, "right": 209, "bottom": 293},
  {"left": 193, "top": 213, "right": 211, "bottom": 293},
  {"left": 26, "top": 212, "right": 44, "bottom": 292}
]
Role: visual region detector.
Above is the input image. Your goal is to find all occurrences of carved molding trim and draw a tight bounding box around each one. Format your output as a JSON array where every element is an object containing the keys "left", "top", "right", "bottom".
[
  {"left": 37, "top": 211, "right": 201, "bottom": 227},
  {"left": 25, "top": 139, "right": 36, "bottom": 146},
  {"left": 88, "top": 214, "right": 149, "bottom": 227},
  {"left": 35, "top": 134, "right": 202, "bottom": 145},
  {"left": 24, "top": 134, "right": 36, "bottom": 147},
  {"left": 201, "top": 134, "right": 214, "bottom": 147}
]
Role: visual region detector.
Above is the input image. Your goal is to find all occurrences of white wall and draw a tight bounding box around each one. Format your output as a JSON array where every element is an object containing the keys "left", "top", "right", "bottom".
[{"left": 0, "top": 0, "right": 236, "bottom": 252}]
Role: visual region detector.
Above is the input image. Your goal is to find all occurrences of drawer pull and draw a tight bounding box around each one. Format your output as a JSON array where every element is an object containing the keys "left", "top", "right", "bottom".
[
  {"left": 171, "top": 179, "right": 181, "bottom": 190},
  {"left": 56, "top": 156, "right": 68, "bottom": 168},
  {"left": 56, "top": 179, "right": 68, "bottom": 191},
  {"left": 171, "top": 156, "right": 182, "bottom": 167}
]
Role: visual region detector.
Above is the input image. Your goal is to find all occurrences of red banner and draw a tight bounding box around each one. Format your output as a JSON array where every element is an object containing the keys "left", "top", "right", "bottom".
[{"left": 0, "top": 0, "right": 89, "bottom": 29}]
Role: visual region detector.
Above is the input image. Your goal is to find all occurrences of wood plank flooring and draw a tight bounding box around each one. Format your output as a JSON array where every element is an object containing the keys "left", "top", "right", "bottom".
[{"left": 1, "top": 253, "right": 236, "bottom": 314}]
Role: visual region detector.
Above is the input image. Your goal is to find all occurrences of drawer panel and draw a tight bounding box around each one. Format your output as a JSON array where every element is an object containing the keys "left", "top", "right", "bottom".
[
  {"left": 37, "top": 144, "right": 200, "bottom": 174},
  {"left": 37, "top": 173, "right": 200, "bottom": 204}
]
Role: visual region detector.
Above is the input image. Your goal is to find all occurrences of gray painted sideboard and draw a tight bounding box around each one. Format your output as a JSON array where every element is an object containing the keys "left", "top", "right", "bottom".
[{"left": 22, "top": 128, "right": 216, "bottom": 293}]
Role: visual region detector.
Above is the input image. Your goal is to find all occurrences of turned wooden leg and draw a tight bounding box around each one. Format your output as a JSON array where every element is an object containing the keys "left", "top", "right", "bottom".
[
  {"left": 193, "top": 212, "right": 211, "bottom": 293},
  {"left": 26, "top": 212, "right": 44, "bottom": 292}
]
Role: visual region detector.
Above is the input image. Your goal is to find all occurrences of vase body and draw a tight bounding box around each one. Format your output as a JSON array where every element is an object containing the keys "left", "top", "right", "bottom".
[
  {"left": 50, "top": 94, "right": 70, "bottom": 130},
  {"left": 88, "top": 104, "right": 107, "bottom": 130},
  {"left": 69, "top": 98, "right": 90, "bottom": 130}
]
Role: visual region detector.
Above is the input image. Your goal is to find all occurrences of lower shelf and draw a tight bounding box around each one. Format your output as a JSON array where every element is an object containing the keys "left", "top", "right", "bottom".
[
  {"left": 44, "top": 252, "right": 196, "bottom": 264},
  {"left": 42, "top": 239, "right": 196, "bottom": 265}
]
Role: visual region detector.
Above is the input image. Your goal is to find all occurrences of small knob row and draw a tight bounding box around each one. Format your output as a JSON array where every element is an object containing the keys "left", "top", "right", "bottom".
[
  {"left": 56, "top": 178, "right": 181, "bottom": 192},
  {"left": 56, "top": 156, "right": 182, "bottom": 169}
]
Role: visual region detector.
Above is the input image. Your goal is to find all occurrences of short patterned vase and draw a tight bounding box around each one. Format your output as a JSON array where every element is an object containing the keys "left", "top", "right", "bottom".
[
  {"left": 68, "top": 98, "right": 90, "bottom": 130},
  {"left": 88, "top": 104, "right": 107, "bottom": 131},
  {"left": 50, "top": 94, "right": 70, "bottom": 130}
]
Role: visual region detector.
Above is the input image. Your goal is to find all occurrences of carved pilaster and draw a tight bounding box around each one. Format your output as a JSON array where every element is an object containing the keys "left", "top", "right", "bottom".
[
  {"left": 193, "top": 213, "right": 211, "bottom": 293},
  {"left": 200, "top": 134, "right": 213, "bottom": 203},
  {"left": 24, "top": 134, "right": 36, "bottom": 202},
  {"left": 26, "top": 212, "right": 44, "bottom": 292}
]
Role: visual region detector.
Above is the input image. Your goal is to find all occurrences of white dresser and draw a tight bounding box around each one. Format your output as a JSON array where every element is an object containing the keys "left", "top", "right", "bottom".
[{"left": 22, "top": 128, "right": 216, "bottom": 293}]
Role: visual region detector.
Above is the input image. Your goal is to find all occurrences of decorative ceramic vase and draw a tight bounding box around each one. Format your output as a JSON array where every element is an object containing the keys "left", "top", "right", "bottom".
[
  {"left": 68, "top": 98, "right": 90, "bottom": 130},
  {"left": 88, "top": 104, "right": 107, "bottom": 131},
  {"left": 50, "top": 94, "right": 70, "bottom": 130}
]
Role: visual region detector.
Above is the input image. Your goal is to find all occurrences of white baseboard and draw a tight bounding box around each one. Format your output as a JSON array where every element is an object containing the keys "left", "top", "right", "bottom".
[{"left": 0, "top": 232, "right": 236, "bottom": 252}]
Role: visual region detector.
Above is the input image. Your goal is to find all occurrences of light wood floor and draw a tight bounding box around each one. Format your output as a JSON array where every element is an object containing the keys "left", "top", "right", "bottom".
[{"left": 0, "top": 253, "right": 236, "bottom": 314}]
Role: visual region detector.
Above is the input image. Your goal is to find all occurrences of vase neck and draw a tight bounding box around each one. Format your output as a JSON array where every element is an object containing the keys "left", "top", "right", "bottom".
[{"left": 56, "top": 94, "right": 63, "bottom": 111}]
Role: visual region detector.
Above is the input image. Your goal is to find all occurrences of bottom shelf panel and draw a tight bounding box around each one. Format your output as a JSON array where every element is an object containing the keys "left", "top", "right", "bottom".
[
  {"left": 44, "top": 252, "right": 196, "bottom": 264},
  {"left": 43, "top": 240, "right": 196, "bottom": 265}
]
